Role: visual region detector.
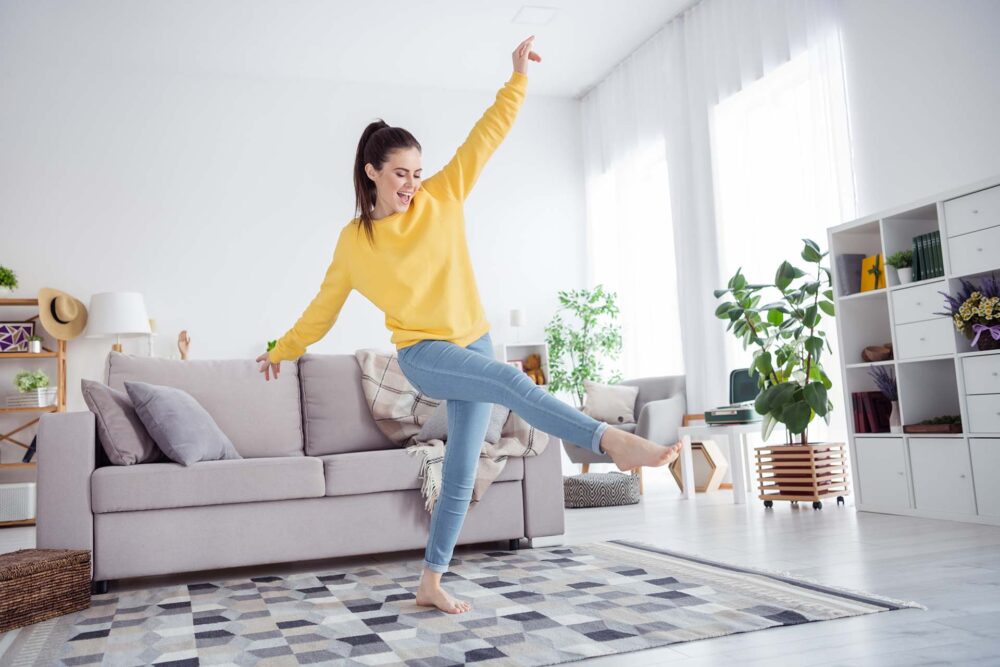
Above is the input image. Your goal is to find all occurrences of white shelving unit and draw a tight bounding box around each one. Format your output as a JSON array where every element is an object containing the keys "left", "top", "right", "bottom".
[
  {"left": 828, "top": 174, "right": 1000, "bottom": 526},
  {"left": 495, "top": 341, "right": 550, "bottom": 389}
]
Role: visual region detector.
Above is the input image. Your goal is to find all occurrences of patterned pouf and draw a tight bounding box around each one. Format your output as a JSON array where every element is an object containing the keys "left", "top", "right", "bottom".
[{"left": 563, "top": 471, "right": 640, "bottom": 508}]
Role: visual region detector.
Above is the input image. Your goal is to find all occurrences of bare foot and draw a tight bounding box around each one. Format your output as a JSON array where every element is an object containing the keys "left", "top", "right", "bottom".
[
  {"left": 599, "top": 428, "right": 682, "bottom": 471},
  {"left": 415, "top": 580, "right": 472, "bottom": 614}
]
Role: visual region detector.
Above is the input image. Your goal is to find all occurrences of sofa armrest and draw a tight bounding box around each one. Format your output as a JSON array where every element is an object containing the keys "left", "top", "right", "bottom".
[
  {"left": 636, "top": 394, "right": 686, "bottom": 446},
  {"left": 522, "top": 435, "right": 565, "bottom": 539},
  {"left": 36, "top": 411, "right": 96, "bottom": 575}
]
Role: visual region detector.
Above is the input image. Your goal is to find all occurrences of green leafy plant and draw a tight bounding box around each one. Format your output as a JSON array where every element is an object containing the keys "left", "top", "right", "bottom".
[
  {"left": 544, "top": 284, "right": 623, "bottom": 408},
  {"left": 918, "top": 415, "right": 961, "bottom": 425},
  {"left": 27, "top": 335, "right": 43, "bottom": 342},
  {"left": 0, "top": 265, "right": 17, "bottom": 289},
  {"left": 14, "top": 370, "right": 50, "bottom": 393},
  {"left": 886, "top": 250, "right": 913, "bottom": 269},
  {"left": 714, "top": 239, "right": 835, "bottom": 444}
]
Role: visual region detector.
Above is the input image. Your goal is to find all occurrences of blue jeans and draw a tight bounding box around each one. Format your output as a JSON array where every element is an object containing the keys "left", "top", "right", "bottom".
[{"left": 396, "top": 330, "right": 610, "bottom": 574}]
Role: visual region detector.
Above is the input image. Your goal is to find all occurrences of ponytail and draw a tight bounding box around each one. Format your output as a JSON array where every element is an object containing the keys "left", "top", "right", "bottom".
[{"left": 353, "top": 119, "right": 421, "bottom": 247}]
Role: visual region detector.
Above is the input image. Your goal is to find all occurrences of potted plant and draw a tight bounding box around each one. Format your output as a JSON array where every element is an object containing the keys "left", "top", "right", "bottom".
[
  {"left": 11, "top": 369, "right": 57, "bottom": 408},
  {"left": 868, "top": 365, "right": 901, "bottom": 433},
  {"left": 544, "top": 284, "right": 623, "bottom": 409},
  {"left": 27, "top": 335, "right": 43, "bottom": 354},
  {"left": 885, "top": 250, "right": 913, "bottom": 285},
  {"left": 0, "top": 265, "right": 17, "bottom": 295},
  {"left": 714, "top": 239, "right": 836, "bottom": 444},
  {"left": 938, "top": 275, "right": 1000, "bottom": 351}
]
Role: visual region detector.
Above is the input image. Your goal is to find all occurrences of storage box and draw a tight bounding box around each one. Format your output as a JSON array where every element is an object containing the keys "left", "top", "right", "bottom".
[
  {"left": 0, "top": 549, "right": 91, "bottom": 633},
  {"left": 0, "top": 482, "right": 36, "bottom": 522}
]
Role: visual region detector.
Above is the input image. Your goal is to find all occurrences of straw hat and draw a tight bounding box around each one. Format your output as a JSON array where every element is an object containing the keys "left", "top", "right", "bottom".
[{"left": 37, "top": 288, "right": 88, "bottom": 340}]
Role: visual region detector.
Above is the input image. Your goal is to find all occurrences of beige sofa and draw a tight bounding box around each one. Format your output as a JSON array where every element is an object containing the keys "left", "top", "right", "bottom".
[{"left": 36, "top": 351, "right": 566, "bottom": 593}]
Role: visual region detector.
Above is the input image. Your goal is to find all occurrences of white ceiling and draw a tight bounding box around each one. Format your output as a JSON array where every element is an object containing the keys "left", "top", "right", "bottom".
[{"left": 1, "top": 0, "right": 699, "bottom": 98}]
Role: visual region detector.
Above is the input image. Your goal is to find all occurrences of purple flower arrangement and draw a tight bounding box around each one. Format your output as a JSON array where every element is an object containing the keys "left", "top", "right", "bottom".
[
  {"left": 868, "top": 365, "right": 897, "bottom": 401},
  {"left": 937, "top": 274, "right": 1000, "bottom": 351}
]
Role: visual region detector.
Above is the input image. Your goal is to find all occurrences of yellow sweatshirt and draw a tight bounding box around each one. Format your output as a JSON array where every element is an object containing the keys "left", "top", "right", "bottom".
[{"left": 268, "top": 71, "right": 528, "bottom": 364}]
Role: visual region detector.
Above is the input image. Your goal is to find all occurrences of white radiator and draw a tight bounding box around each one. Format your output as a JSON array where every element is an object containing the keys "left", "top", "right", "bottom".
[{"left": 0, "top": 483, "right": 36, "bottom": 522}]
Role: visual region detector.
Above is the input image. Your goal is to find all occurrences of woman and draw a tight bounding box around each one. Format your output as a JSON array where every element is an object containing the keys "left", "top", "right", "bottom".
[{"left": 258, "top": 36, "right": 682, "bottom": 615}]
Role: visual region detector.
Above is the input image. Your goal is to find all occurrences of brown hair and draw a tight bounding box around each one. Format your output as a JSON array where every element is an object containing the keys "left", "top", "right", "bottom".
[{"left": 353, "top": 120, "right": 422, "bottom": 247}]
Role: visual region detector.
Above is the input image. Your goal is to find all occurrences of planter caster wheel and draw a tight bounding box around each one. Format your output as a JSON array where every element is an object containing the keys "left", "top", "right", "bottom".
[
  {"left": 91, "top": 580, "right": 109, "bottom": 595},
  {"left": 812, "top": 501, "right": 822, "bottom": 510},
  {"left": 763, "top": 500, "right": 773, "bottom": 509},
  {"left": 791, "top": 501, "right": 799, "bottom": 507},
  {"left": 837, "top": 496, "right": 845, "bottom": 506}
]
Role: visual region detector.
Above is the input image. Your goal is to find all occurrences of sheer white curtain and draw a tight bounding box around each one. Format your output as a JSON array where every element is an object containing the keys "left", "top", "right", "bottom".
[{"left": 580, "top": 0, "right": 854, "bottom": 414}]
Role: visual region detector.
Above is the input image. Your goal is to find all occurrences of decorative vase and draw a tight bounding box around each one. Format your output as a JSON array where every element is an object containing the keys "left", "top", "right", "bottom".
[
  {"left": 896, "top": 267, "right": 913, "bottom": 284},
  {"left": 889, "top": 400, "right": 902, "bottom": 433},
  {"left": 28, "top": 340, "right": 41, "bottom": 354}
]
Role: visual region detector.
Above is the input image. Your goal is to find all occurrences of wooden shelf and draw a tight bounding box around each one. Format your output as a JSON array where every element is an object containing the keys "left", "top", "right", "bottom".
[
  {"left": 0, "top": 351, "right": 59, "bottom": 358},
  {"left": 0, "top": 406, "right": 59, "bottom": 414},
  {"left": 0, "top": 462, "right": 36, "bottom": 468}
]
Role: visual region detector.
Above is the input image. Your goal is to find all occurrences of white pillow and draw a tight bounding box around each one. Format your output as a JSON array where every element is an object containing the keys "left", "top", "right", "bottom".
[{"left": 581, "top": 380, "right": 638, "bottom": 424}]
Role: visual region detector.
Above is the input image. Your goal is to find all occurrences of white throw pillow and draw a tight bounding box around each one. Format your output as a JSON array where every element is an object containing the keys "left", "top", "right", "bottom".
[{"left": 581, "top": 380, "right": 638, "bottom": 424}]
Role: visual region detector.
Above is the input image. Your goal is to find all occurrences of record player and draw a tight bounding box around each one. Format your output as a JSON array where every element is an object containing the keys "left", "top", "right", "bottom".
[{"left": 704, "top": 368, "right": 762, "bottom": 424}]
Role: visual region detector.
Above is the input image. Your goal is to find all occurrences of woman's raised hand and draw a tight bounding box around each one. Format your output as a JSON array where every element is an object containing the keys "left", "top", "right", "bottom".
[
  {"left": 255, "top": 351, "right": 280, "bottom": 381},
  {"left": 512, "top": 35, "right": 541, "bottom": 74}
]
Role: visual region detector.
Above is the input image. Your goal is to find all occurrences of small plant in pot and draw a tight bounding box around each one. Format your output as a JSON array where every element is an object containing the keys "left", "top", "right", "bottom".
[
  {"left": 12, "top": 369, "right": 56, "bottom": 407},
  {"left": 714, "top": 239, "right": 836, "bottom": 445},
  {"left": 885, "top": 250, "right": 913, "bottom": 285},
  {"left": 27, "top": 334, "right": 43, "bottom": 354},
  {"left": 937, "top": 275, "right": 1000, "bottom": 351},
  {"left": 0, "top": 265, "right": 17, "bottom": 294}
]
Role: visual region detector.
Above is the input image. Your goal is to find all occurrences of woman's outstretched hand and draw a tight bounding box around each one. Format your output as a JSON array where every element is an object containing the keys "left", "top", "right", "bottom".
[
  {"left": 512, "top": 35, "right": 541, "bottom": 74},
  {"left": 256, "top": 351, "right": 280, "bottom": 381}
]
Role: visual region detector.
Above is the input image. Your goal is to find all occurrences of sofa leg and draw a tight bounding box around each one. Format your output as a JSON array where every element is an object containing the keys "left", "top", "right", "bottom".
[
  {"left": 508, "top": 538, "right": 521, "bottom": 551},
  {"left": 91, "top": 579, "right": 109, "bottom": 595},
  {"left": 581, "top": 463, "right": 590, "bottom": 474}
]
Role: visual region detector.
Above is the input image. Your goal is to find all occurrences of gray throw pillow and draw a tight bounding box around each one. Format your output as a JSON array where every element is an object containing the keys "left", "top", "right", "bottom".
[
  {"left": 418, "top": 401, "right": 510, "bottom": 444},
  {"left": 81, "top": 378, "right": 166, "bottom": 465},
  {"left": 124, "top": 380, "right": 242, "bottom": 466}
]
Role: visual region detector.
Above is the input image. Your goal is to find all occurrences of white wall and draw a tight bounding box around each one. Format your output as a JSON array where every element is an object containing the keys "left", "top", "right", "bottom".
[
  {"left": 0, "top": 60, "right": 586, "bottom": 463},
  {"left": 840, "top": 0, "right": 1000, "bottom": 216}
]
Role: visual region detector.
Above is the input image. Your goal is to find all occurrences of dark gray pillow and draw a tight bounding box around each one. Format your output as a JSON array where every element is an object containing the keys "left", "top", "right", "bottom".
[
  {"left": 124, "top": 380, "right": 242, "bottom": 466},
  {"left": 81, "top": 378, "right": 166, "bottom": 465},
  {"left": 418, "top": 401, "right": 510, "bottom": 444}
]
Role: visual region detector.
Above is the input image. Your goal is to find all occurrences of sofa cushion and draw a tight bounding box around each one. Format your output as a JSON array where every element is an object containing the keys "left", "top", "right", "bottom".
[
  {"left": 319, "top": 449, "right": 524, "bottom": 497},
  {"left": 81, "top": 378, "right": 166, "bottom": 465},
  {"left": 298, "top": 354, "right": 395, "bottom": 456},
  {"left": 125, "top": 380, "right": 242, "bottom": 466},
  {"left": 105, "top": 350, "right": 304, "bottom": 458},
  {"left": 91, "top": 456, "right": 325, "bottom": 513}
]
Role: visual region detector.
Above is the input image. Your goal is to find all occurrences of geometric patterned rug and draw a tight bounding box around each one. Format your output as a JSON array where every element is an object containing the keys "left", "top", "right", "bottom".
[{"left": 0, "top": 540, "right": 922, "bottom": 666}]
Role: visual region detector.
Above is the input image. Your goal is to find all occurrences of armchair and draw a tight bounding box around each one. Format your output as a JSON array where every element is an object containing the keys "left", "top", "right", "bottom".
[{"left": 562, "top": 375, "right": 686, "bottom": 494}]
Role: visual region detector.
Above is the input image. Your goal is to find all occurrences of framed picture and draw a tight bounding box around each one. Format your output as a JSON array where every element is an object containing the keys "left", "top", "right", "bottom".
[
  {"left": 506, "top": 360, "right": 524, "bottom": 371},
  {"left": 0, "top": 322, "right": 34, "bottom": 353}
]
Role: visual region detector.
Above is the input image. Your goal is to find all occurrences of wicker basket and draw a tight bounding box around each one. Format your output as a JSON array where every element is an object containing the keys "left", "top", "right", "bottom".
[{"left": 0, "top": 549, "right": 91, "bottom": 633}]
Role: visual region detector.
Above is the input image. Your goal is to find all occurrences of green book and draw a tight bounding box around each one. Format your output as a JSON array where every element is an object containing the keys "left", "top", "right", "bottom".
[
  {"left": 931, "top": 231, "right": 943, "bottom": 277},
  {"left": 911, "top": 237, "right": 922, "bottom": 282},
  {"left": 918, "top": 233, "right": 930, "bottom": 281}
]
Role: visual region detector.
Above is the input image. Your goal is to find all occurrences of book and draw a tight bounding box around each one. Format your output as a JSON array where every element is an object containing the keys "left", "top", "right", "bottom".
[
  {"left": 852, "top": 393, "right": 863, "bottom": 433},
  {"left": 911, "top": 238, "right": 923, "bottom": 282},
  {"left": 22, "top": 435, "right": 36, "bottom": 463},
  {"left": 834, "top": 253, "right": 865, "bottom": 296},
  {"left": 931, "top": 231, "right": 943, "bottom": 278},
  {"left": 862, "top": 392, "right": 878, "bottom": 433}
]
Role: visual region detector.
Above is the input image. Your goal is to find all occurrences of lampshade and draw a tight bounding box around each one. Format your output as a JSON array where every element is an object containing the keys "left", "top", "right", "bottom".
[
  {"left": 84, "top": 292, "right": 152, "bottom": 338},
  {"left": 510, "top": 309, "right": 525, "bottom": 327}
]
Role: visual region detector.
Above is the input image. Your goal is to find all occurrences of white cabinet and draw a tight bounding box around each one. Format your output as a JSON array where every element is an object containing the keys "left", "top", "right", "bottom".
[
  {"left": 854, "top": 438, "right": 909, "bottom": 510},
  {"left": 894, "top": 319, "right": 955, "bottom": 359},
  {"left": 891, "top": 280, "right": 948, "bottom": 325},
  {"left": 970, "top": 439, "right": 1000, "bottom": 517},
  {"left": 966, "top": 395, "right": 1000, "bottom": 433},
  {"left": 962, "top": 353, "right": 1000, "bottom": 395},
  {"left": 908, "top": 438, "right": 976, "bottom": 516},
  {"left": 943, "top": 184, "right": 1000, "bottom": 237},
  {"left": 948, "top": 225, "right": 1000, "bottom": 277}
]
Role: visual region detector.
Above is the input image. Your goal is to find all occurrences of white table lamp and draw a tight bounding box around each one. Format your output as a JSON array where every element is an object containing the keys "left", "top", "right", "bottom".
[
  {"left": 510, "top": 308, "right": 525, "bottom": 343},
  {"left": 85, "top": 292, "right": 152, "bottom": 353}
]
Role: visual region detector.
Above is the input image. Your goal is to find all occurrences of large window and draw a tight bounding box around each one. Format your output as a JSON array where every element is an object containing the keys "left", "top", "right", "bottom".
[
  {"left": 587, "top": 136, "right": 684, "bottom": 379},
  {"left": 711, "top": 50, "right": 854, "bottom": 443}
]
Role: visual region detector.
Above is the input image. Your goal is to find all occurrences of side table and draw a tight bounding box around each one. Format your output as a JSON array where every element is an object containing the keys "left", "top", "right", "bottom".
[{"left": 677, "top": 420, "right": 762, "bottom": 505}]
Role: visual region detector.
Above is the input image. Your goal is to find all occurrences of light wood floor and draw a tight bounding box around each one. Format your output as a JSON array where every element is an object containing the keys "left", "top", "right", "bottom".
[{"left": 3, "top": 467, "right": 999, "bottom": 665}]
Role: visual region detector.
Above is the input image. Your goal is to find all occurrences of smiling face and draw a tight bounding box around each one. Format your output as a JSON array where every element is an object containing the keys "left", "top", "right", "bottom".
[{"left": 365, "top": 147, "right": 423, "bottom": 218}]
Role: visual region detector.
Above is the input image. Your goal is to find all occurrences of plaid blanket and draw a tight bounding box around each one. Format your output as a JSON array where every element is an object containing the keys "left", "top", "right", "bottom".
[{"left": 354, "top": 347, "right": 549, "bottom": 513}]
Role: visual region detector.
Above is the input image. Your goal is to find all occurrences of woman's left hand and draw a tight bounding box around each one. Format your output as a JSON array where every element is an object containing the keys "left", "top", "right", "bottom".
[{"left": 512, "top": 35, "right": 541, "bottom": 74}]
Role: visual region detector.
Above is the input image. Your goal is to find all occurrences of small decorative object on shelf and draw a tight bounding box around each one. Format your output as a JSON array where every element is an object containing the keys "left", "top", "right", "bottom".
[
  {"left": 27, "top": 334, "right": 42, "bottom": 354},
  {"left": 0, "top": 321, "right": 33, "bottom": 352},
  {"left": 885, "top": 249, "right": 913, "bottom": 285},
  {"left": 0, "top": 265, "right": 17, "bottom": 294},
  {"left": 9, "top": 370, "right": 56, "bottom": 408},
  {"left": 867, "top": 365, "right": 901, "bottom": 433},
  {"left": 833, "top": 253, "right": 864, "bottom": 296},
  {"left": 178, "top": 329, "right": 191, "bottom": 360},
  {"left": 903, "top": 415, "right": 962, "bottom": 434},
  {"left": 861, "top": 342, "right": 893, "bottom": 362},
  {"left": 938, "top": 275, "right": 1000, "bottom": 351},
  {"left": 860, "top": 253, "right": 886, "bottom": 292}
]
